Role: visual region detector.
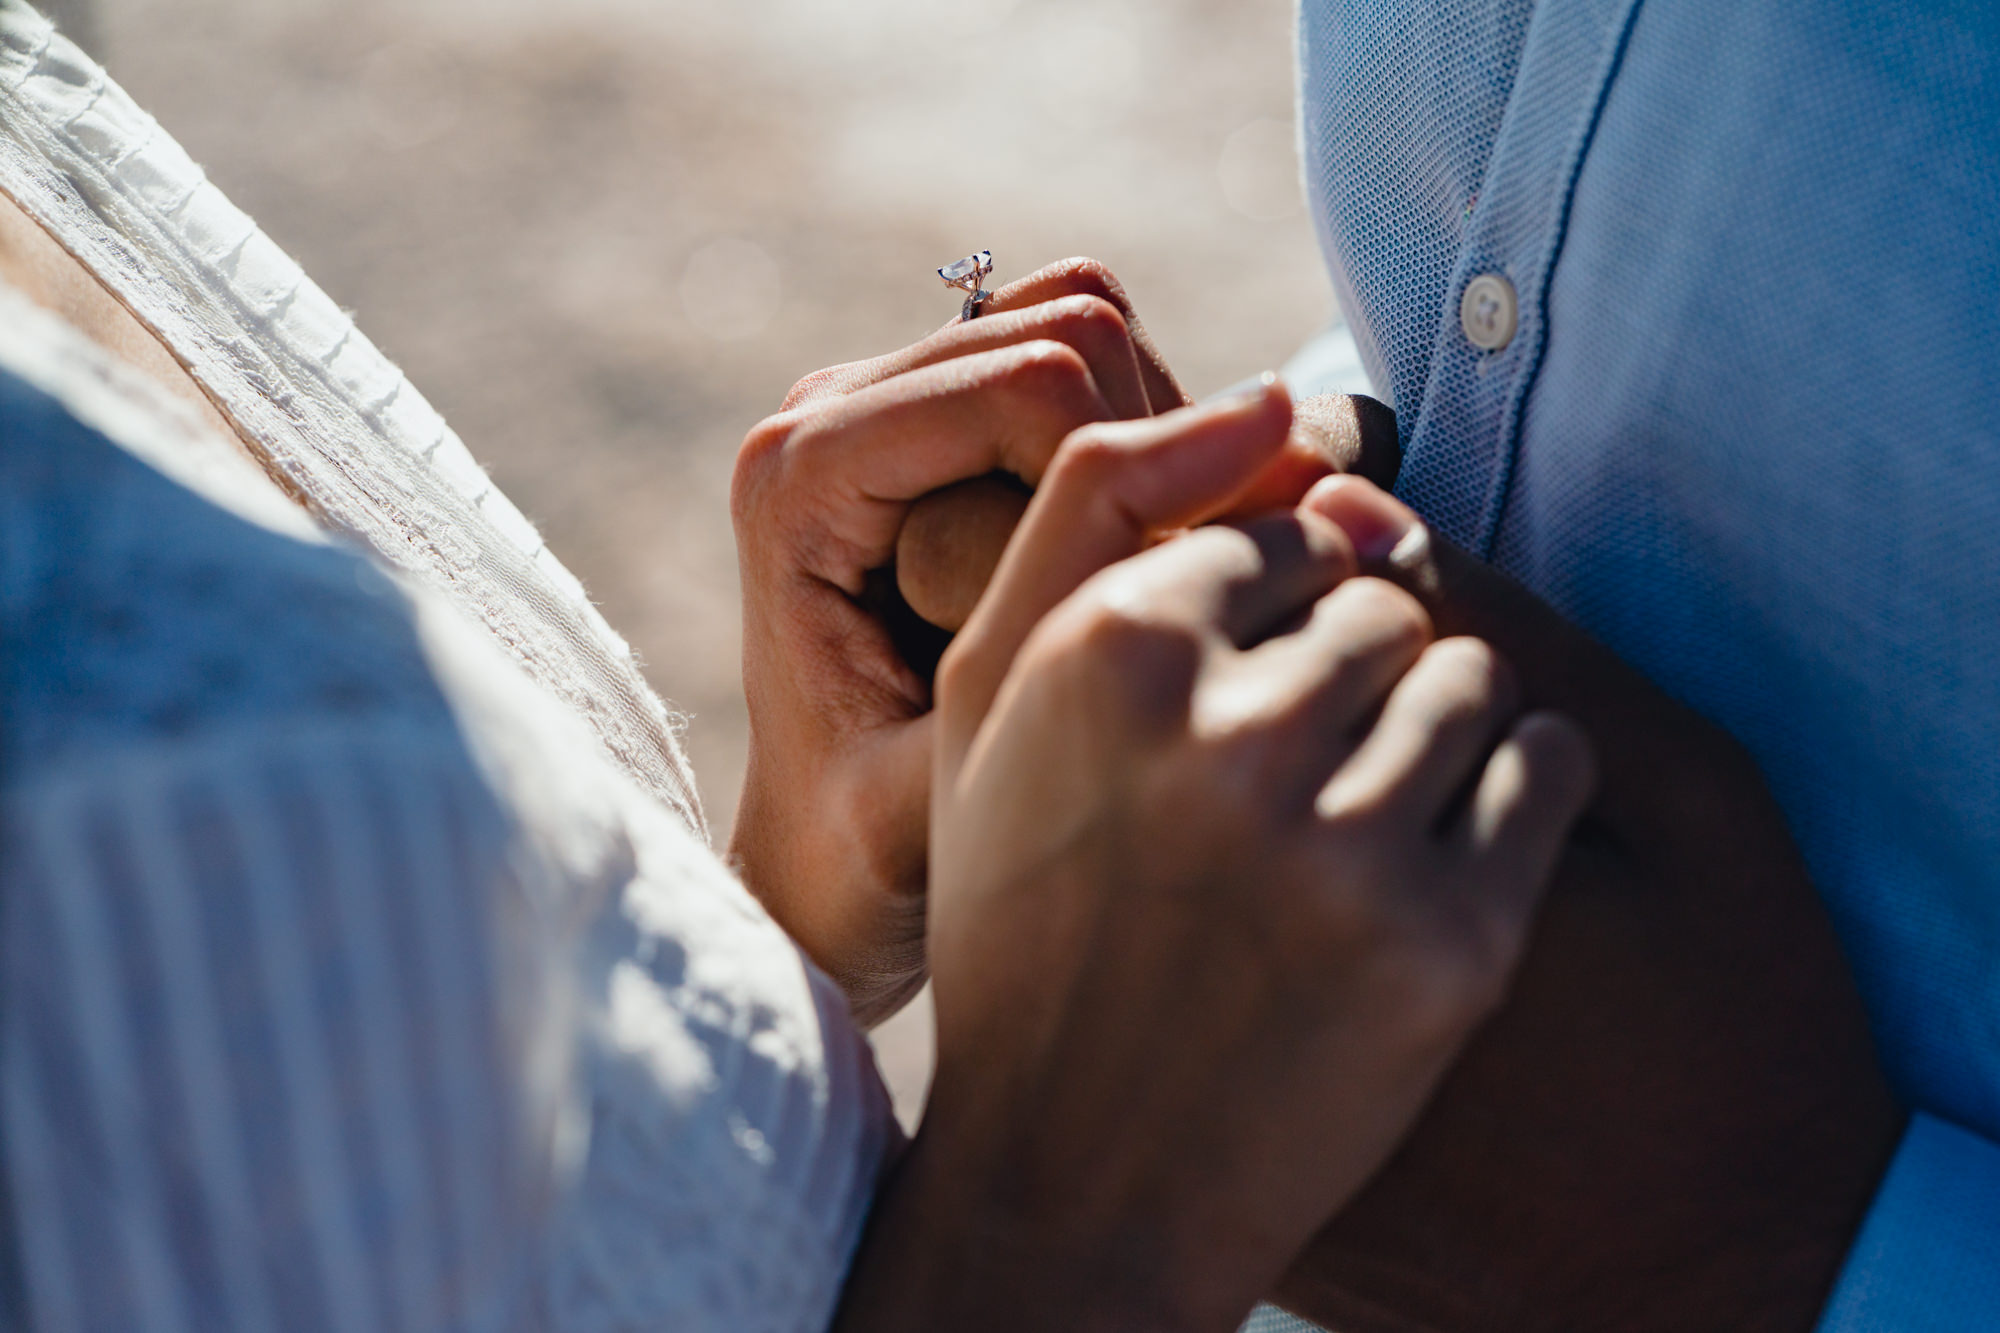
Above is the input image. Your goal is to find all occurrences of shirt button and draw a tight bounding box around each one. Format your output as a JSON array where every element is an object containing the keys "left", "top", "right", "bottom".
[{"left": 1460, "top": 273, "right": 1518, "bottom": 351}]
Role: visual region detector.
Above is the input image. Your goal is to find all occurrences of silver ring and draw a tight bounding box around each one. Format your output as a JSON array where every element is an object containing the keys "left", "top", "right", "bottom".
[{"left": 938, "top": 249, "right": 995, "bottom": 321}]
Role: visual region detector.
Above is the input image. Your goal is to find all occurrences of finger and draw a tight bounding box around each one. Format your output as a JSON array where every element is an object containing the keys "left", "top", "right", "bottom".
[
  {"left": 1300, "top": 473, "right": 1443, "bottom": 601},
  {"left": 1150, "top": 509, "right": 1359, "bottom": 651},
  {"left": 896, "top": 475, "right": 1033, "bottom": 632},
  {"left": 977, "top": 258, "right": 1189, "bottom": 412},
  {"left": 1215, "top": 395, "right": 1403, "bottom": 519},
  {"left": 1210, "top": 432, "right": 1342, "bottom": 521},
  {"left": 1320, "top": 637, "right": 1522, "bottom": 828},
  {"left": 1306, "top": 472, "right": 1682, "bottom": 834},
  {"left": 1458, "top": 709, "right": 1597, "bottom": 923},
  {"left": 1226, "top": 576, "right": 1433, "bottom": 808},
  {"left": 754, "top": 342, "right": 1114, "bottom": 588},
  {"left": 786, "top": 293, "right": 1155, "bottom": 421},
  {"left": 1294, "top": 394, "right": 1402, "bottom": 490},
  {"left": 894, "top": 411, "right": 1343, "bottom": 638},
  {"left": 939, "top": 378, "right": 1294, "bottom": 765},
  {"left": 1062, "top": 512, "right": 1357, "bottom": 686}
]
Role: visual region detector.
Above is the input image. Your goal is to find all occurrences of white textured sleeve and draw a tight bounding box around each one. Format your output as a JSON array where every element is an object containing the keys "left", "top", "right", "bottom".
[
  {"left": 2, "top": 713, "right": 901, "bottom": 1333},
  {"left": 3, "top": 724, "right": 545, "bottom": 1333}
]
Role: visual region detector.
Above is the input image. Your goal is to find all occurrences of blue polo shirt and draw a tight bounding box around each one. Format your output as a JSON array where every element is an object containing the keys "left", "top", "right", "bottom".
[{"left": 1298, "top": 0, "right": 2000, "bottom": 1324}]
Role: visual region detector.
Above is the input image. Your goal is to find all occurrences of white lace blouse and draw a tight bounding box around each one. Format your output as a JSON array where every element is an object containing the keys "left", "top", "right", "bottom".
[{"left": 0, "top": 4, "right": 898, "bottom": 1329}]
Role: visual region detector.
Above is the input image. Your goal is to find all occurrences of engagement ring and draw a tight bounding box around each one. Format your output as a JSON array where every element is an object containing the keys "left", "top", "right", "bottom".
[{"left": 938, "top": 250, "right": 995, "bottom": 321}]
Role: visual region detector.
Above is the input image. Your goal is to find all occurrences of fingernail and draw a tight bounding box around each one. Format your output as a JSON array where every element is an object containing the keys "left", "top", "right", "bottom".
[{"left": 1303, "top": 474, "right": 1422, "bottom": 562}]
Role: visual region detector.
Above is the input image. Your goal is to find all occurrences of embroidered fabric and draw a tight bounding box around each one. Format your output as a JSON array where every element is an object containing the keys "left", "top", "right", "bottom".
[{"left": 0, "top": 0, "right": 705, "bottom": 836}]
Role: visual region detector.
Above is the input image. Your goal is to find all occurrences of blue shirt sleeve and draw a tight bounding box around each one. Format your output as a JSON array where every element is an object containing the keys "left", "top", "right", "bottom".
[{"left": 1817, "top": 1114, "right": 2000, "bottom": 1331}]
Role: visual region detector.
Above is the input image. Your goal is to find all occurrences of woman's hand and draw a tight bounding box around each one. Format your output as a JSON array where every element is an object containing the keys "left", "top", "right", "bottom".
[
  {"left": 835, "top": 383, "right": 1596, "bottom": 1332},
  {"left": 729, "top": 260, "right": 1186, "bottom": 1022}
]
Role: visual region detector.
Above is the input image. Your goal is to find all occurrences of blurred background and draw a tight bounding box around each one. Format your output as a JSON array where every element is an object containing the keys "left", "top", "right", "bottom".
[{"left": 64, "top": 0, "right": 1339, "bottom": 1122}]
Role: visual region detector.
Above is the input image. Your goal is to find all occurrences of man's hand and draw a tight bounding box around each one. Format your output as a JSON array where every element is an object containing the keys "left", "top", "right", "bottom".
[
  {"left": 1276, "top": 478, "right": 1906, "bottom": 1333},
  {"left": 835, "top": 384, "right": 1595, "bottom": 1333}
]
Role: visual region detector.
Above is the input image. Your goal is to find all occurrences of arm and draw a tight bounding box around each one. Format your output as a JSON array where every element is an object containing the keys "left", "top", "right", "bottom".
[{"left": 1279, "top": 478, "right": 1906, "bottom": 1332}]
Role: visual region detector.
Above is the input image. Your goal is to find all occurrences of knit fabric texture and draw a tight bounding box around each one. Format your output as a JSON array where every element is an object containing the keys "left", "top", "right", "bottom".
[{"left": 1300, "top": 0, "right": 2000, "bottom": 1325}]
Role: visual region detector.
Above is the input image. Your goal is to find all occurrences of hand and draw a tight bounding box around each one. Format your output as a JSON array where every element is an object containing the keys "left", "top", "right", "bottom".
[
  {"left": 835, "top": 383, "right": 1596, "bottom": 1332},
  {"left": 730, "top": 258, "right": 1384, "bottom": 1023},
  {"left": 729, "top": 260, "right": 1188, "bottom": 1021},
  {"left": 894, "top": 389, "right": 1401, "bottom": 633},
  {"left": 1274, "top": 477, "right": 1905, "bottom": 1333}
]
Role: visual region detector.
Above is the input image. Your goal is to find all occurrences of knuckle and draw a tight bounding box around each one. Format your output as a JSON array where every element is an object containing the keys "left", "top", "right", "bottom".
[
  {"left": 1037, "top": 257, "right": 1132, "bottom": 313},
  {"left": 1045, "top": 293, "right": 1132, "bottom": 350},
  {"left": 1066, "top": 593, "right": 1195, "bottom": 667},
  {"left": 1422, "top": 637, "right": 1518, "bottom": 714},
  {"left": 1416, "top": 894, "right": 1534, "bottom": 1018},
  {"left": 1048, "top": 423, "right": 1127, "bottom": 487},
  {"left": 1281, "top": 841, "right": 1403, "bottom": 950},
  {"left": 1005, "top": 339, "right": 1095, "bottom": 395},
  {"left": 1399, "top": 956, "right": 1488, "bottom": 1042},
  {"left": 1177, "top": 521, "right": 1262, "bottom": 571},
  {"left": 780, "top": 363, "right": 859, "bottom": 411},
  {"left": 1037, "top": 593, "right": 1201, "bottom": 715},
  {"left": 729, "top": 411, "right": 802, "bottom": 523},
  {"left": 932, "top": 631, "right": 984, "bottom": 709},
  {"left": 1336, "top": 576, "right": 1435, "bottom": 653},
  {"left": 1363, "top": 927, "right": 1500, "bottom": 1044}
]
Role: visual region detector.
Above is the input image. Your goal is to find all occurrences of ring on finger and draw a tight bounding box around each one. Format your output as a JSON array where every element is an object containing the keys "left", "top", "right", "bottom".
[{"left": 939, "top": 249, "right": 996, "bottom": 321}]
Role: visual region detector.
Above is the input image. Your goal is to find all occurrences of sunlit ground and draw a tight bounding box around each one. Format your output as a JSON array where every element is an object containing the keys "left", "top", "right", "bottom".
[{"left": 93, "top": 0, "right": 1336, "bottom": 1124}]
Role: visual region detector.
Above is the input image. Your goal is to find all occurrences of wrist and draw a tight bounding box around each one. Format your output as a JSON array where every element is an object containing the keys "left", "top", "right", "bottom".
[{"left": 836, "top": 1115, "right": 1238, "bottom": 1333}]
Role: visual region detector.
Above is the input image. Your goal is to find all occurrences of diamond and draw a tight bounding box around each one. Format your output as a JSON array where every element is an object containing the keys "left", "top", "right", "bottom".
[{"left": 938, "top": 250, "right": 994, "bottom": 287}]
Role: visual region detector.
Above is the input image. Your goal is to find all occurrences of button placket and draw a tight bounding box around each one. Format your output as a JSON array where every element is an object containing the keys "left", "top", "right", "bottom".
[{"left": 1393, "top": 0, "right": 1648, "bottom": 557}]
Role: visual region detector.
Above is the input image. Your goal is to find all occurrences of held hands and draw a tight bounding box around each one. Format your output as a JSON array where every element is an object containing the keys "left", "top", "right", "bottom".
[
  {"left": 837, "top": 381, "right": 1595, "bottom": 1333},
  {"left": 729, "top": 258, "right": 1388, "bottom": 1022},
  {"left": 743, "top": 253, "right": 1901, "bottom": 1327},
  {"left": 729, "top": 260, "right": 1181, "bottom": 1021}
]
